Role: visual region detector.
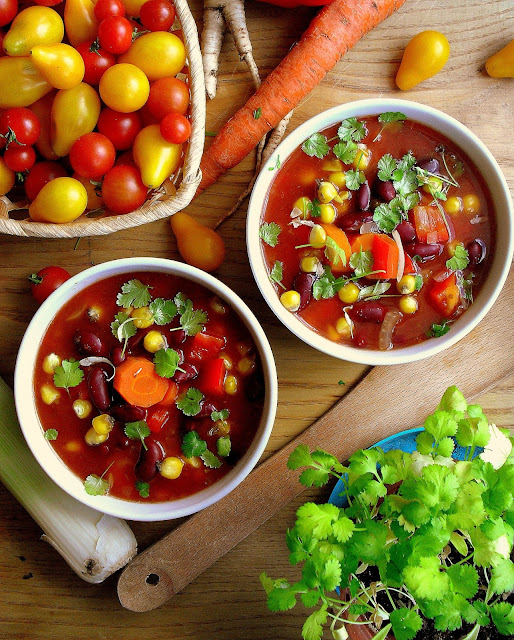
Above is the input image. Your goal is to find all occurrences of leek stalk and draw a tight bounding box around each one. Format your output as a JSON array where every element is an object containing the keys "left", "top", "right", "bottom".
[{"left": 0, "top": 376, "right": 137, "bottom": 583}]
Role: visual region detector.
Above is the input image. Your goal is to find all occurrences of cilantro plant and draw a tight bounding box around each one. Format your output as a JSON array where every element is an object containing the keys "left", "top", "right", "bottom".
[{"left": 261, "top": 387, "right": 514, "bottom": 640}]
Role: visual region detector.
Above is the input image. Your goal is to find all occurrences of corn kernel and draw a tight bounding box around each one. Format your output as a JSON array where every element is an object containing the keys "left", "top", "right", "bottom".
[
  {"left": 444, "top": 196, "right": 462, "bottom": 215},
  {"left": 463, "top": 194, "right": 480, "bottom": 214},
  {"left": 280, "top": 290, "right": 301, "bottom": 312},
  {"left": 224, "top": 374, "right": 238, "bottom": 395},
  {"left": 210, "top": 297, "right": 226, "bottom": 314},
  {"left": 85, "top": 427, "right": 108, "bottom": 446},
  {"left": 321, "top": 158, "right": 343, "bottom": 172},
  {"left": 73, "top": 399, "right": 92, "bottom": 419},
  {"left": 399, "top": 295, "right": 418, "bottom": 314},
  {"left": 215, "top": 419, "right": 230, "bottom": 435},
  {"left": 41, "top": 384, "right": 60, "bottom": 405},
  {"left": 422, "top": 175, "right": 443, "bottom": 195},
  {"left": 320, "top": 203, "right": 336, "bottom": 224},
  {"left": 396, "top": 275, "right": 417, "bottom": 295},
  {"left": 309, "top": 224, "right": 327, "bottom": 248},
  {"left": 338, "top": 282, "right": 360, "bottom": 304},
  {"left": 447, "top": 240, "right": 464, "bottom": 258},
  {"left": 160, "top": 456, "right": 184, "bottom": 480},
  {"left": 87, "top": 306, "right": 102, "bottom": 322},
  {"left": 65, "top": 440, "right": 81, "bottom": 453},
  {"left": 143, "top": 330, "right": 166, "bottom": 353},
  {"left": 293, "top": 196, "right": 311, "bottom": 217},
  {"left": 353, "top": 144, "right": 371, "bottom": 170},
  {"left": 238, "top": 355, "right": 255, "bottom": 374},
  {"left": 326, "top": 324, "right": 341, "bottom": 341},
  {"left": 219, "top": 353, "right": 233, "bottom": 370},
  {"left": 335, "top": 317, "right": 352, "bottom": 337},
  {"left": 92, "top": 414, "right": 115, "bottom": 435},
  {"left": 186, "top": 456, "right": 202, "bottom": 468},
  {"left": 317, "top": 181, "right": 339, "bottom": 204},
  {"left": 42, "top": 353, "right": 61, "bottom": 375},
  {"left": 300, "top": 256, "right": 321, "bottom": 273},
  {"left": 131, "top": 306, "right": 154, "bottom": 329},
  {"left": 328, "top": 171, "right": 347, "bottom": 189},
  {"left": 333, "top": 190, "right": 350, "bottom": 204}
]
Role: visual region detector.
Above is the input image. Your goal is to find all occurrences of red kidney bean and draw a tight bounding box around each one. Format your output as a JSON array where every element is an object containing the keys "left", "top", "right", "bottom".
[
  {"left": 293, "top": 271, "right": 315, "bottom": 311},
  {"left": 467, "top": 238, "right": 486, "bottom": 265},
  {"left": 195, "top": 401, "right": 218, "bottom": 419},
  {"left": 74, "top": 329, "right": 105, "bottom": 357},
  {"left": 396, "top": 221, "right": 416, "bottom": 243},
  {"left": 416, "top": 157, "right": 440, "bottom": 174},
  {"left": 88, "top": 365, "right": 111, "bottom": 412},
  {"left": 171, "top": 329, "right": 187, "bottom": 345},
  {"left": 110, "top": 403, "right": 146, "bottom": 423},
  {"left": 352, "top": 301, "right": 387, "bottom": 323},
  {"left": 135, "top": 440, "right": 165, "bottom": 483},
  {"left": 173, "top": 362, "right": 198, "bottom": 383},
  {"left": 374, "top": 179, "right": 396, "bottom": 202},
  {"left": 404, "top": 242, "right": 443, "bottom": 261},
  {"left": 110, "top": 346, "right": 126, "bottom": 367},
  {"left": 357, "top": 181, "right": 371, "bottom": 211},
  {"left": 338, "top": 212, "right": 373, "bottom": 232}
]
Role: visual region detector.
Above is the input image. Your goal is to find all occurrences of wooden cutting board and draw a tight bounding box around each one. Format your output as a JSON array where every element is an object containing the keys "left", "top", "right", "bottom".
[{"left": 118, "top": 265, "right": 514, "bottom": 612}]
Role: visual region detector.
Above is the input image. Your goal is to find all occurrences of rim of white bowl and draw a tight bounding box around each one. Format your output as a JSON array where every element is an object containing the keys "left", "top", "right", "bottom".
[
  {"left": 15, "top": 258, "right": 278, "bottom": 522},
  {"left": 247, "top": 98, "right": 514, "bottom": 366}
]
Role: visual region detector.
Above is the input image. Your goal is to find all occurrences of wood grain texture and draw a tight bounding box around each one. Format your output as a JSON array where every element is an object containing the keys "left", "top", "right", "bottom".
[{"left": 0, "top": 0, "right": 513, "bottom": 638}]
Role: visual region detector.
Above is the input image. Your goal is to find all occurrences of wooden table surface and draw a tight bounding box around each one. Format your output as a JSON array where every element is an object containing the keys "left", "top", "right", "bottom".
[{"left": 1, "top": 0, "right": 513, "bottom": 637}]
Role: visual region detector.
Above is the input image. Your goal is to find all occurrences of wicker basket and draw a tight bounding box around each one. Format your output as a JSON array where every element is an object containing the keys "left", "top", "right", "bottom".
[{"left": 0, "top": 0, "right": 205, "bottom": 238}]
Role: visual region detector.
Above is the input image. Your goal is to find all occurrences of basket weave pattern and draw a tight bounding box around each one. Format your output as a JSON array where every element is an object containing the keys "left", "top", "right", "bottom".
[{"left": 0, "top": 0, "right": 205, "bottom": 239}]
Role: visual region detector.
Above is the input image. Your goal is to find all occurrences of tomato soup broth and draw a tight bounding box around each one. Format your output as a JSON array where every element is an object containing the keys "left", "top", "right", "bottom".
[
  {"left": 260, "top": 115, "right": 494, "bottom": 350},
  {"left": 34, "top": 272, "right": 265, "bottom": 503}
]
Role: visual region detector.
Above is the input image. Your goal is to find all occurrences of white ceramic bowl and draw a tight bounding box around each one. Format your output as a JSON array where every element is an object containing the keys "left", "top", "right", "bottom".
[
  {"left": 15, "top": 258, "right": 278, "bottom": 521},
  {"left": 247, "top": 98, "right": 513, "bottom": 366}
]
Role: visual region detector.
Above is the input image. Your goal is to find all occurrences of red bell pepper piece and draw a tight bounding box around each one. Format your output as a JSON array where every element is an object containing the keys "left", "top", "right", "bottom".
[
  {"left": 403, "top": 253, "right": 418, "bottom": 275},
  {"left": 147, "top": 406, "right": 170, "bottom": 433},
  {"left": 199, "top": 357, "right": 226, "bottom": 396},
  {"left": 428, "top": 272, "right": 460, "bottom": 317},
  {"left": 189, "top": 332, "right": 225, "bottom": 361},
  {"left": 412, "top": 205, "right": 450, "bottom": 244}
]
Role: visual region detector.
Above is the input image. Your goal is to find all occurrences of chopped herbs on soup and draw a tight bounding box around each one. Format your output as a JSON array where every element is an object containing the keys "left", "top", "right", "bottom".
[{"left": 260, "top": 113, "right": 494, "bottom": 350}]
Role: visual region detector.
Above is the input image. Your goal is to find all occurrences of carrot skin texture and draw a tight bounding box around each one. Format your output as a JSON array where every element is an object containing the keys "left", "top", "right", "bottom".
[{"left": 197, "top": 0, "right": 407, "bottom": 194}]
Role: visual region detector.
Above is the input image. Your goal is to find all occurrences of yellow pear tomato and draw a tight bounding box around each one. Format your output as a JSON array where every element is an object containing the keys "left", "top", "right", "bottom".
[
  {"left": 119, "top": 32, "right": 186, "bottom": 81},
  {"left": 133, "top": 124, "right": 182, "bottom": 189},
  {"left": 485, "top": 40, "right": 514, "bottom": 78},
  {"left": 0, "top": 157, "right": 15, "bottom": 196},
  {"left": 3, "top": 6, "right": 64, "bottom": 56},
  {"left": 99, "top": 63, "right": 150, "bottom": 113},
  {"left": 31, "top": 44, "right": 85, "bottom": 90},
  {"left": 29, "top": 177, "right": 88, "bottom": 223},
  {"left": 396, "top": 31, "right": 450, "bottom": 91},
  {"left": 0, "top": 57, "right": 53, "bottom": 108},
  {"left": 64, "top": 0, "right": 99, "bottom": 48}
]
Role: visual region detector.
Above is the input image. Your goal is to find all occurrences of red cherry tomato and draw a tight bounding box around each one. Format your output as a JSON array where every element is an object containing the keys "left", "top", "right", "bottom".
[
  {"left": 160, "top": 112, "right": 191, "bottom": 144},
  {"left": 94, "top": 0, "right": 125, "bottom": 21},
  {"left": 4, "top": 144, "right": 36, "bottom": 172},
  {"left": 24, "top": 161, "right": 68, "bottom": 201},
  {"left": 76, "top": 41, "right": 116, "bottom": 85},
  {"left": 98, "top": 16, "right": 133, "bottom": 55},
  {"left": 33, "top": 0, "right": 63, "bottom": 5},
  {"left": 0, "top": 0, "right": 17, "bottom": 27},
  {"left": 139, "top": 0, "right": 175, "bottom": 31},
  {"left": 29, "top": 266, "right": 71, "bottom": 304},
  {"left": 102, "top": 165, "right": 147, "bottom": 214},
  {"left": 146, "top": 76, "right": 189, "bottom": 120},
  {"left": 0, "top": 108, "right": 41, "bottom": 146},
  {"left": 97, "top": 108, "right": 142, "bottom": 150},
  {"left": 69, "top": 132, "right": 116, "bottom": 179}
]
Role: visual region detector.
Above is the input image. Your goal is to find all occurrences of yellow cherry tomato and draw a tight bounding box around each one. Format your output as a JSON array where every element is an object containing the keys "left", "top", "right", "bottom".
[
  {"left": 31, "top": 44, "right": 85, "bottom": 90},
  {"left": 29, "top": 177, "right": 88, "bottom": 223},
  {"left": 3, "top": 6, "right": 64, "bottom": 57},
  {"left": 0, "top": 157, "right": 15, "bottom": 195},
  {"left": 133, "top": 124, "right": 182, "bottom": 188},
  {"left": 396, "top": 31, "right": 450, "bottom": 91},
  {"left": 64, "top": 0, "right": 98, "bottom": 48},
  {"left": 170, "top": 212, "right": 225, "bottom": 272},
  {"left": 51, "top": 82, "right": 101, "bottom": 157},
  {"left": 0, "top": 57, "right": 52, "bottom": 109},
  {"left": 119, "top": 32, "right": 186, "bottom": 81},
  {"left": 121, "top": 0, "right": 148, "bottom": 17},
  {"left": 99, "top": 63, "right": 150, "bottom": 113},
  {"left": 485, "top": 40, "right": 514, "bottom": 78}
]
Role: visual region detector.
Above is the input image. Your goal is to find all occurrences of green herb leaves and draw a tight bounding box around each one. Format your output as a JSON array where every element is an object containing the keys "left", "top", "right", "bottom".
[
  {"left": 153, "top": 348, "right": 183, "bottom": 378},
  {"left": 53, "top": 359, "right": 83, "bottom": 391},
  {"left": 181, "top": 430, "right": 222, "bottom": 469},
  {"left": 259, "top": 221, "right": 281, "bottom": 247},
  {"left": 446, "top": 244, "right": 469, "bottom": 271},
  {"left": 116, "top": 279, "right": 152, "bottom": 309},
  {"left": 176, "top": 387, "right": 203, "bottom": 416},
  {"left": 269, "top": 260, "right": 286, "bottom": 290},
  {"left": 124, "top": 421, "right": 151, "bottom": 450},
  {"left": 301, "top": 132, "right": 330, "bottom": 159}
]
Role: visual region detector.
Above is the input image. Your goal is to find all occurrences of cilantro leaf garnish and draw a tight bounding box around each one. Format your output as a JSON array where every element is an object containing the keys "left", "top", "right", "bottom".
[
  {"left": 176, "top": 387, "right": 204, "bottom": 416},
  {"left": 259, "top": 222, "right": 281, "bottom": 247},
  {"left": 177, "top": 299, "right": 207, "bottom": 336},
  {"left": 414, "top": 274, "right": 423, "bottom": 291},
  {"left": 149, "top": 298, "right": 178, "bottom": 325},
  {"left": 312, "top": 266, "right": 346, "bottom": 300},
  {"left": 268, "top": 156, "right": 281, "bottom": 171},
  {"left": 270, "top": 260, "right": 286, "bottom": 290},
  {"left": 379, "top": 111, "right": 407, "bottom": 124},
  {"left": 84, "top": 474, "right": 110, "bottom": 496},
  {"left": 301, "top": 133, "right": 330, "bottom": 159},
  {"left": 358, "top": 281, "right": 391, "bottom": 300},
  {"left": 446, "top": 244, "right": 469, "bottom": 271},
  {"left": 253, "top": 107, "right": 262, "bottom": 119},
  {"left": 201, "top": 449, "right": 222, "bottom": 468},
  {"left": 135, "top": 480, "right": 150, "bottom": 498},
  {"left": 111, "top": 312, "right": 137, "bottom": 350},
  {"left": 307, "top": 198, "right": 321, "bottom": 218},
  {"left": 44, "top": 429, "right": 58, "bottom": 441},
  {"left": 53, "top": 359, "right": 84, "bottom": 391},
  {"left": 211, "top": 408, "right": 230, "bottom": 422},
  {"left": 116, "top": 279, "right": 152, "bottom": 309},
  {"left": 325, "top": 236, "right": 347, "bottom": 267},
  {"left": 124, "top": 421, "right": 151, "bottom": 450},
  {"left": 337, "top": 117, "right": 367, "bottom": 143},
  {"left": 373, "top": 202, "right": 403, "bottom": 233},
  {"left": 333, "top": 140, "right": 358, "bottom": 164},
  {"left": 181, "top": 430, "right": 207, "bottom": 457},
  {"left": 217, "top": 436, "right": 231, "bottom": 457},
  {"left": 428, "top": 321, "right": 451, "bottom": 337},
  {"left": 153, "top": 348, "right": 183, "bottom": 378},
  {"left": 344, "top": 169, "right": 365, "bottom": 191},
  {"left": 174, "top": 292, "right": 188, "bottom": 314},
  {"left": 377, "top": 153, "right": 396, "bottom": 181}
]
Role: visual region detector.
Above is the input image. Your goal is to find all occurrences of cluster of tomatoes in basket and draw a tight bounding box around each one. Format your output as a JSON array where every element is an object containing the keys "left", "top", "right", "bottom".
[{"left": 0, "top": 0, "right": 191, "bottom": 222}]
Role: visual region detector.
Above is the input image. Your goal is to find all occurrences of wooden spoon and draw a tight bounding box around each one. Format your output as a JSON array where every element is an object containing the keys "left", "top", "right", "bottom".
[{"left": 118, "top": 267, "right": 514, "bottom": 612}]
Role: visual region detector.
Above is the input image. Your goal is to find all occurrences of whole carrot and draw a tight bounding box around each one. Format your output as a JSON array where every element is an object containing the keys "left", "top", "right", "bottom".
[{"left": 197, "top": 0, "right": 407, "bottom": 194}]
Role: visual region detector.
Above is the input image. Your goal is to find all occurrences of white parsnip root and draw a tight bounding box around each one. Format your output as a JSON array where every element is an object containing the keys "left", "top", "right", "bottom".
[{"left": 0, "top": 377, "right": 137, "bottom": 584}]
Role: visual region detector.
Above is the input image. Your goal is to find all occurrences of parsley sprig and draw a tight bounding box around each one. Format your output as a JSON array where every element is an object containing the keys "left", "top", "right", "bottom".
[{"left": 262, "top": 387, "right": 514, "bottom": 640}]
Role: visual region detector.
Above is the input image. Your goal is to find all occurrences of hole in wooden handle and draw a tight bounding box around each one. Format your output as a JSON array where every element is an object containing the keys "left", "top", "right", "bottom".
[{"left": 118, "top": 562, "right": 176, "bottom": 612}]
